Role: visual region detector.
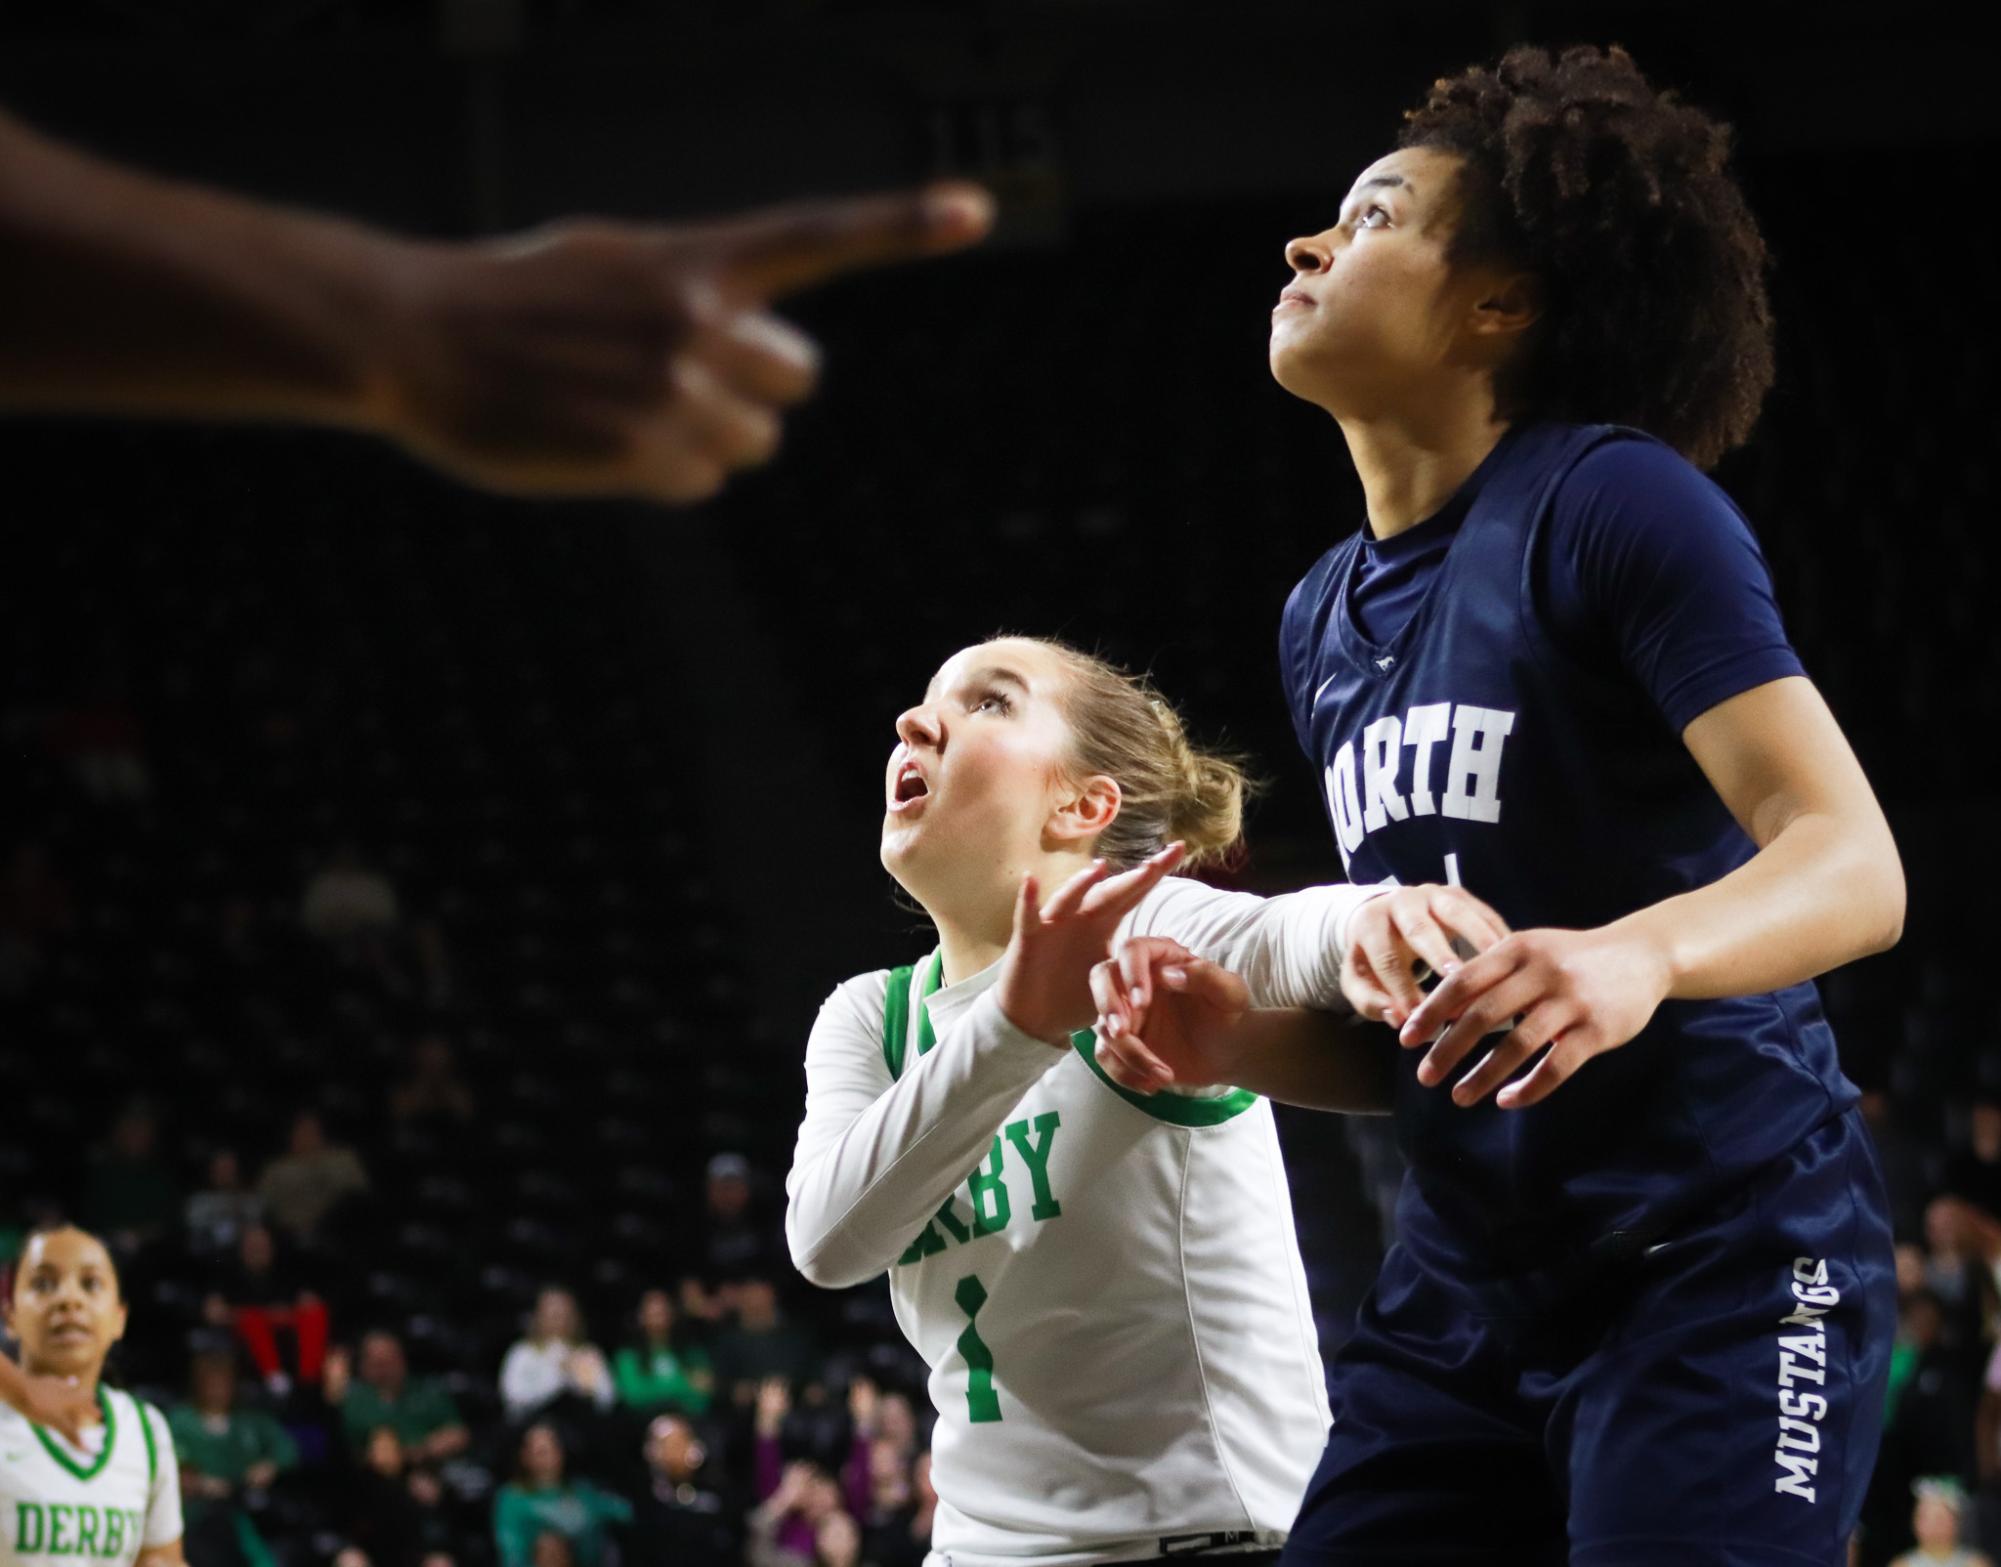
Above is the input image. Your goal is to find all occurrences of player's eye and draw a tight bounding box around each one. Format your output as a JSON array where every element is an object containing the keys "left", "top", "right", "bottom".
[
  {"left": 1355, "top": 204, "right": 1389, "bottom": 229},
  {"left": 971, "top": 691, "right": 1014, "bottom": 716}
]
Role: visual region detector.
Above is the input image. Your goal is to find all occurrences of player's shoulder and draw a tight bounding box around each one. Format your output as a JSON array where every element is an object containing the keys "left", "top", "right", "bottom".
[
  {"left": 113, "top": 1388, "right": 170, "bottom": 1458},
  {"left": 1554, "top": 421, "right": 1740, "bottom": 512}
]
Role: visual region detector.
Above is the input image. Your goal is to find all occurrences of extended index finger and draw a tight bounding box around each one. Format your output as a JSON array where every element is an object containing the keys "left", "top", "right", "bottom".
[{"left": 710, "top": 182, "right": 995, "bottom": 300}]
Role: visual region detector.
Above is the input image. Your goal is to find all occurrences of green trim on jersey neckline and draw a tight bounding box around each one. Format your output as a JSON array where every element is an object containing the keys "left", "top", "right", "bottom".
[
  {"left": 138, "top": 1394, "right": 158, "bottom": 1485},
  {"left": 889, "top": 948, "right": 1260, "bottom": 1126},
  {"left": 30, "top": 1385, "right": 116, "bottom": 1482}
]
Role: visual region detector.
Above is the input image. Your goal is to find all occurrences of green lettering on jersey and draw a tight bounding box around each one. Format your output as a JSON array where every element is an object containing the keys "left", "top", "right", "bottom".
[
  {"left": 896, "top": 1220, "right": 947, "bottom": 1266},
  {"left": 953, "top": 1274, "right": 1002, "bottom": 1423},
  {"left": 967, "top": 1139, "right": 1012, "bottom": 1236},
  {"left": 1002, "top": 1112, "right": 1062, "bottom": 1220},
  {"left": 102, "top": 1508, "right": 125, "bottom": 1557},
  {"left": 932, "top": 1193, "right": 973, "bottom": 1245},
  {"left": 47, "top": 1501, "right": 72, "bottom": 1555},
  {"left": 16, "top": 1503, "right": 46, "bottom": 1553},
  {"left": 75, "top": 1505, "right": 100, "bottom": 1557}
]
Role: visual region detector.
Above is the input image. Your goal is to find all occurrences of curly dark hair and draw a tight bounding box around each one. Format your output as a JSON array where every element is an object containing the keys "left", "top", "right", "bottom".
[{"left": 1397, "top": 43, "right": 1774, "bottom": 471}]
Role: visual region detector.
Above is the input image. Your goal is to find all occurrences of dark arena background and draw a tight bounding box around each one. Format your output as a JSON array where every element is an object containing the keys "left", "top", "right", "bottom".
[{"left": 1, "top": 3, "right": 1994, "bottom": 1564}]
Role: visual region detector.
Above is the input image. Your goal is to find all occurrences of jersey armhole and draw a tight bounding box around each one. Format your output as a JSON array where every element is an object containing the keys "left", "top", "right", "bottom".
[
  {"left": 881, "top": 965, "right": 914, "bottom": 1081},
  {"left": 138, "top": 1397, "right": 159, "bottom": 1487}
]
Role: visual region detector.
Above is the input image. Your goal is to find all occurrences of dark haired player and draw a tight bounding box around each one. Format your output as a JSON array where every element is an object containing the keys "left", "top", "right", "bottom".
[
  {"left": 1099, "top": 41, "right": 1901, "bottom": 1567},
  {"left": 2, "top": 1226, "right": 184, "bottom": 1563}
]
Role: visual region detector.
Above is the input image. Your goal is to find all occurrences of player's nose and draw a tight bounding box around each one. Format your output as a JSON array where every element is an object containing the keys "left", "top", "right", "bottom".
[
  {"left": 1285, "top": 234, "right": 1331, "bottom": 273},
  {"left": 895, "top": 704, "right": 941, "bottom": 750}
]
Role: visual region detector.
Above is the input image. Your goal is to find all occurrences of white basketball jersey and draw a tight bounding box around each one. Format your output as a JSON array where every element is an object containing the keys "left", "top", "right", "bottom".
[
  {"left": 789, "top": 875, "right": 1378, "bottom": 1567},
  {"left": 0, "top": 1387, "right": 181, "bottom": 1564}
]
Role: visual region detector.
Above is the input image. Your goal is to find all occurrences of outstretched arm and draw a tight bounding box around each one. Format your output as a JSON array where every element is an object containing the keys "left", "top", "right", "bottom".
[
  {"left": 1092, "top": 946, "right": 1396, "bottom": 1112},
  {"left": 0, "top": 107, "right": 990, "bottom": 502},
  {"left": 786, "top": 848, "right": 1182, "bottom": 1288},
  {"left": 1399, "top": 676, "right": 1903, "bottom": 1110}
]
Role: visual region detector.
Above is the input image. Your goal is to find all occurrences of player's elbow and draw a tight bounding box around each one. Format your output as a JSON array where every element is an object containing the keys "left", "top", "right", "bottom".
[
  {"left": 1849, "top": 837, "right": 1906, "bottom": 958},
  {"left": 784, "top": 1201, "right": 868, "bottom": 1291}
]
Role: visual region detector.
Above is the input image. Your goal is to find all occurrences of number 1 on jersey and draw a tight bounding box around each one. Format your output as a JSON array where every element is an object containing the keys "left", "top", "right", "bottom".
[{"left": 954, "top": 1274, "right": 1002, "bottom": 1423}]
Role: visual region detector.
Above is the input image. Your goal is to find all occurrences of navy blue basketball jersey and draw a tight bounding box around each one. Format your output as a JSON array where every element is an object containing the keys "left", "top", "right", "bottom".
[{"left": 1280, "top": 417, "right": 1858, "bottom": 1277}]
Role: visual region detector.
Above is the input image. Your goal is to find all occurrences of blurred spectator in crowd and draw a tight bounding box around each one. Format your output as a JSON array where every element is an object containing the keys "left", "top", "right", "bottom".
[
  {"left": 0, "top": 839, "right": 74, "bottom": 996},
  {"left": 390, "top": 1035, "right": 476, "bottom": 1126},
  {"left": 844, "top": 1377, "right": 932, "bottom": 1566},
  {"left": 1874, "top": 1289, "right": 1981, "bottom": 1557},
  {"left": 501, "top": 1288, "right": 614, "bottom": 1423},
  {"left": 613, "top": 1287, "right": 713, "bottom": 1418},
  {"left": 169, "top": 1345, "right": 299, "bottom": 1567},
  {"left": 865, "top": 1449, "right": 938, "bottom": 1567},
  {"left": 1912, "top": 1208, "right": 1992, "bottom": 1352},
  {"left": 715, "top": 1278, "right": 818, "bottom": 1409},
  {"left": 333, "top": 1554, "right": 458, "bottom": 1567},
  {"left": 324, "top": 1329, "right": 471, "bottom": 1464},
  {"left": 1891, "top": 1476, "right": 1991, "bottom": 1567},
  {"left": 300, "top": 845, "right": 400, "bottom": 942},
  {"left": 344, "top": 1425, "right": 455, "bottom": 1567},
  {"left": 491, "top": 1423, "right": 630, "bottom": 1567},
  {"left": 748, "top": 1443, "right": 851, "bottom": 1567},
  {"left": 257, "top": 1110, "right": 369, "bottom": 1241},
  {"left": 702, "top": 1152, "right": 776, "bottom": 1281},
  {"left": 46, "top": 673, "right": 151, "bottom": 804},
  {"left": 204, "top": 1222, "right": 329, "bottom": 1395},
  {"left": 1948, "top": 1101, "right": 2001, "bottom": 1221},
  {"left": 628, "top": 1412, "right": 737, "bottom": 1566},
  {"left": 80, "top": 1099, "right": 181, "bottom": 1257},
  {"left": 186, "top": 1148, "right": 264, "bottom": 1258}
]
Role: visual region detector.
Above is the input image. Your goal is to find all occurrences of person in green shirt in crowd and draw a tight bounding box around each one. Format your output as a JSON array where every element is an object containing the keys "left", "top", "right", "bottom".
[
  {"left": 711, "top": 1276, "right": 818, "bottom": 1411},
  {"left": 493, "top": 1422, "right": 632, "bottom": 1567},
  {"left": 169, "top": 1346, "right": 298, "bottom": 1567},
  {"left": 612, "top": 1288, "right": 714, "bottom": 1418},
  {"left": 323, "top": 1328, "right": 471, "bottom": 1464}
]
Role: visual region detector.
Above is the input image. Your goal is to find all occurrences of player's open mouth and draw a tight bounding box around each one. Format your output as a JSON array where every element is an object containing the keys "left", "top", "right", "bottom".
[
  {"left": 50, "top": 1321, "right": 89, "bottom": 1341},
  {"left": 889, "top": 761, "right": 930, "bottom": 812}
]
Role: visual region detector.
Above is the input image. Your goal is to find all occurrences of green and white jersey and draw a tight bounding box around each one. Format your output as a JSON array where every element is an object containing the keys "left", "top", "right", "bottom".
[
  {"left": 1, "top": 1387, "right": 182, "bottom": 1564},
  {"left": 787, "top": 874, "right": 1384, "bottom": 1567}
]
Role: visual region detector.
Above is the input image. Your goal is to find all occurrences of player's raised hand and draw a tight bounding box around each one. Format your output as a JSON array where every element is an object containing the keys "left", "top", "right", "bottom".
[
  {"left": 363, "top": 183, "right": 994, "bottom": 504},
  {"left": 996, "top": 843, "right": 1186, "bottom": 1046},
  {"left": 1090, "top": 936, "right": 1252, "bottom": 1091},
  {"left": 1340, "top": 883, "right": 1511, "bottom": 1028},
  {"left": 1397, "top": 923, "right": 1672, "bottom": 1110}
]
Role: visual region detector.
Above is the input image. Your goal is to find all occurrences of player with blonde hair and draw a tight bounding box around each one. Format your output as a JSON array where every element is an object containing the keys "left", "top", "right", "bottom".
[{"left": 786, "top": 634, "right": 1504, "bottom": 1567}]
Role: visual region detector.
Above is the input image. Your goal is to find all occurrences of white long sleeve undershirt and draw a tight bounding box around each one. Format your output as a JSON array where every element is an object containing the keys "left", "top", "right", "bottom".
[{"left": 784, "top": 875, "right": 1387, "bottom": 1289}]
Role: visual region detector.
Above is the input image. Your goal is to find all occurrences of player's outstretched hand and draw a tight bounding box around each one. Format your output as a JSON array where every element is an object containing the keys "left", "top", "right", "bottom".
[
  {"left": 364, "top": 183, "right": 994, "bottom": 504},
  {"left": 20, "top": 1372, "right": 94, "bottom": 1444},
  {"left": 1090, "top": 936, "right": 1251, "bottom": 1091},
  {"left": 996, "top": 843, "right": 1186, "bottom": 1046},
  {"left": 1339, "top": 883, "right": 1511, "bottom": 1028},
  {"left": 1397, "top": 923, "right": 1672, "bottom": 1110}
]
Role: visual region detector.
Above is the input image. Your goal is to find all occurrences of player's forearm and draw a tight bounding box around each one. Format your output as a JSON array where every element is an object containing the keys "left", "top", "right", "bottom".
[
  {"left": 786, "top": 990, "right": 1061, "bottom": 1289},
  {"left": 1613, "top": 808, "right": 1904, "bottom": 1001},
  {"left": 1224, "top": 1008, "right": 1396, "bottom": 1113},
  {"left": 0, "top": 109, "right": 399, "bottom": 425}
]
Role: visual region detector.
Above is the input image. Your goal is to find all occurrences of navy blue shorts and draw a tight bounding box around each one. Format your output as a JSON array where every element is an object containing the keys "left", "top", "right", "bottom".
[{"left": 1281, "top": 1107, "right": 1896, "bottom": 1567}]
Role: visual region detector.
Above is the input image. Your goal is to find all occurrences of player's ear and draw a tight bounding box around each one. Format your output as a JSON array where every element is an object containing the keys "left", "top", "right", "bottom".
[
  {"left": 1468, "top": 269, "right": 1543, "bottom": 339},
  {"left": 1045, "top": 772, "right": 1121, "bottom": 848},
  {"left": 110, "top": 1299, "right": 129, "bottom": 1345}
]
